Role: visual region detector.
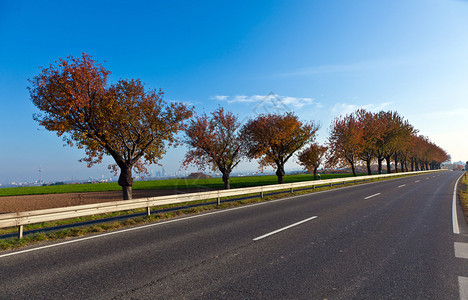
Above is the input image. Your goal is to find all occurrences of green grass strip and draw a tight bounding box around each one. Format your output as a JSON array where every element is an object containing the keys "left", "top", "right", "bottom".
[{"left": 0, "top": 173, "right": 362, "bottom": 197}]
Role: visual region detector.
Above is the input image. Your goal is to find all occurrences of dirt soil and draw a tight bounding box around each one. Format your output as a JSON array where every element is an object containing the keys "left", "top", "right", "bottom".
[{"left": 0, "top": 187, "right": 215, "bottom": 214}]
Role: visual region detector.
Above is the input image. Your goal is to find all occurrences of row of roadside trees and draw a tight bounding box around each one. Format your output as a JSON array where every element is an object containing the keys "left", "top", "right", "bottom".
[
  {"left": 327, "top": 109, "right": 449, "bottom": 177},
  {"left": 183, "top": 107, "right": 449, "bottom": 188},
  {"left": 29, "top": 53, "right": 449, "bottom": 200}
]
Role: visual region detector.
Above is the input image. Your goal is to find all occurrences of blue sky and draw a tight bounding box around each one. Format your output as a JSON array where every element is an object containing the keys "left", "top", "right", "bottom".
[{"left": 1, "top": 0, "right": 467, "bottom": 184}]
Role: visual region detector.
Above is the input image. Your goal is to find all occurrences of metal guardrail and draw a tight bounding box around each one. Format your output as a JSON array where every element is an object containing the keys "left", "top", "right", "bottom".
[{"left": 0, "top": 170, "right": 440, "bottom": 238}]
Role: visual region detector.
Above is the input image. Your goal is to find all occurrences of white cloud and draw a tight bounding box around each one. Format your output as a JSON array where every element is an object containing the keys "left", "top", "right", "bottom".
[
  {"left": 331, "top": 102, "right": 392, "bottom": 116},
  {"left": 212, "top": 95, "right": 229, "bottom": 101},
  {"left": 212, "top": 93, "right": 321, "bottom": 109}
]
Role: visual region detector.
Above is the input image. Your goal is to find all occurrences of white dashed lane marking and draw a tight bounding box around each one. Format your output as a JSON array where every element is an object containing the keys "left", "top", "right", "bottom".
[
  {"left": 253, "top": 216, "right": 318, "bottom": 241},
  {"left": 454, "top": 241, "right": 468, "bottom": 299},
  {"left": 455, "top": 242, "right": 468, "bottom": 259},
  {"left": 459, "top": 277, "right": 468, "bottom": 300},
  {"left": 364, "top": 193, "right": 381, "bottom": 200}
]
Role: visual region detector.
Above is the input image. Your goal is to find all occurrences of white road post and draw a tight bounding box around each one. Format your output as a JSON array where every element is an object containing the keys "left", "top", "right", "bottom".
[{"left": 18, "top": 225, "right": 23, "bottom": 239}]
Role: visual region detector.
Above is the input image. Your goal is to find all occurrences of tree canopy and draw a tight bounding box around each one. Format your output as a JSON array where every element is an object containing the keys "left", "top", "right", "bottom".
[
  {"left": 297, "top": 143, "right": 327, "bottom": 180},
  {"left": 327, "top": 113, "right": 363, "bottom": 176},
  {"left": 183, "top": 107, "right": 244, "bottom": 189},
  {"left": 29, "top": 53, "right": 192, "bottom": 199},
  {"left": 241, "top": 112, "right": 320, "bottom": 184},
  {"left": 327, "top": 108, "right": 448, "bottom": 175}
]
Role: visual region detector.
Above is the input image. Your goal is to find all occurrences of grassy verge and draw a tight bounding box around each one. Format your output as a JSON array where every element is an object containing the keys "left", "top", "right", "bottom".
[
  {"left": 460, "top": 172, "right": 468, "bottom": 223},
  {"left": 0, "top": 173, "right": 422, "bottom": 251}
]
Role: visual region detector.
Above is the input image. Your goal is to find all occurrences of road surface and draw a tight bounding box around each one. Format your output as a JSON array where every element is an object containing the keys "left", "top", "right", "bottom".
[{"left": 0, "top": 171, "right": 467, "bottom": 299}]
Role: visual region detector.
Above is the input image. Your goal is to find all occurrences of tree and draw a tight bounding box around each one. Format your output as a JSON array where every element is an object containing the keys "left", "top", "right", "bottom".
[
  {"left": 390, "top": 117, "right": 415, "bottom": 173},
  {"left": 183, "top": 107, "right": 244, "bottom": 189},
  {"left": 29, "top": 53, "right": 192, "bottom": 200},
  {"left": 297, "top": 143, "right": 327, "bottom": 180},
  {"left": 374, "top": 111, "right": 399, "bottom": 174},
  {"left": 327, "top": 113, "right": 363, "bottom": 176},
  {"left": 355, "top": 109, "right": 385, "bottom": 175},
  {"left": 241, "top": 112, "right": 319, "bottom": 184},
  {"left": 375, "top": 111, "right": 413, "bottom": 174}
]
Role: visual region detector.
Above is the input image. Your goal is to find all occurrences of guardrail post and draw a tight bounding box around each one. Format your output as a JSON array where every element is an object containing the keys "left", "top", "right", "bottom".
[
  {"left": 330, "top": 182, "right": 332, "bottom": 187},
  {"left": 217, "top": 197, "right": 221, "bottom": 206},
  {"left": 18, "top": 225, "right": 23, "bottom": 239},
  {"left": 290, "top": 188, "right": 294, "bottom": 193},
  {"left": 146, "top": 206, "right": 151, "bottom": 216},
  {"left": 260, "top": 191, "right": 264, "bottom": 198}
]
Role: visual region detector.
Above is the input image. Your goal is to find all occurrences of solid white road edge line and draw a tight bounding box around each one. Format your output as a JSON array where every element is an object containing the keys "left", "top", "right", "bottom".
[
  {"left": 253, "top": 216, "right": 318, "bottom": 241},
  {"left": 453, "top": 173, "right": 464, "bottom": 234},
  {"left": 364, "top": 193, "right": 381, "bottom": 200}
]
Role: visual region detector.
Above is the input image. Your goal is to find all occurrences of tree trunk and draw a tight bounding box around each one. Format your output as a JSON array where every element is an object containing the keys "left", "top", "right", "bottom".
[
  {"left": 276, "top": 165, "right": 285, "bottom": 184},
  {"left": 222, "top": 172, "right": 230, "bottom": 189},
  {"left": 400, "top": 160, "right": 404, "bottom": 173},
  {"left": 378, "top": 158, "right": 383, "bottom": 174},
  {"left": 394, "top": 156, "right": 399, "bottom": 173},
  {"left": 122, "top": 186, "right": 132, "bottom": 200},
  {"left": 118, "top": 166, "right": 134, "bottom": 200},
  {"left": 313, "top": 167, "right": 318, "bottom": 180},
  {"left": 385, "top": 156, "right": 391, "bottom": 174},
  {"left": 366, "top": 159, "right": 372, "bottom": 175},
  {"left": 351, "top": 162, "right": 356, "bottom": 177},
  {"left": 411, "top": 160, "right": 415, "bottom": 172}
]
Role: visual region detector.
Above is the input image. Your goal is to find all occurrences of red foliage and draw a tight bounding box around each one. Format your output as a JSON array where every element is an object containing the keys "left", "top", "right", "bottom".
[
  {"left": 297, "top": 143, "right": 327, "bottom": 179},
  {"left": 241, "top": 112, "right": 320, "bottom": 184},
  {"left": 29, "top": 53, "right": 192, "bottom": 199},
  {"left": 183, "top": 107, "right": 244, "bottom": 189}
]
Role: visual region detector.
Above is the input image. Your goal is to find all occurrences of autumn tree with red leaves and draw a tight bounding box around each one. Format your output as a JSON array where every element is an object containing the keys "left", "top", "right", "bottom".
[
  {"left": 297, "top": 143, "right": 328, "bottom": 180},
  {"left": 241, "top": 112, "right": 319, "bottom": 184},
  {"left": 327, "top": 113, "right": 363, "bottom": 176},
  {"left": 183, "top": 107, "right": 244, "bottom": 189},
  {"left": 29, "top": 53, "right": 192, "bottom": 200},
  {"left": 355, "top": 109, "right": 386, "bottom": 175}
]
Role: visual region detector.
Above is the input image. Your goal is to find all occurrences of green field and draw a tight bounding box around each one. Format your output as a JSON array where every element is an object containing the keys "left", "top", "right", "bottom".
[{"left": 0, "top": 173, "right": 362, "bottom": 197}]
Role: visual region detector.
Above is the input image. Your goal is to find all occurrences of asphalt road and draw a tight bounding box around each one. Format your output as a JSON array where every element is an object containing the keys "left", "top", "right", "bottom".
[{"left": 0, "top": 171, "right": 467, "bottom": 299}]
